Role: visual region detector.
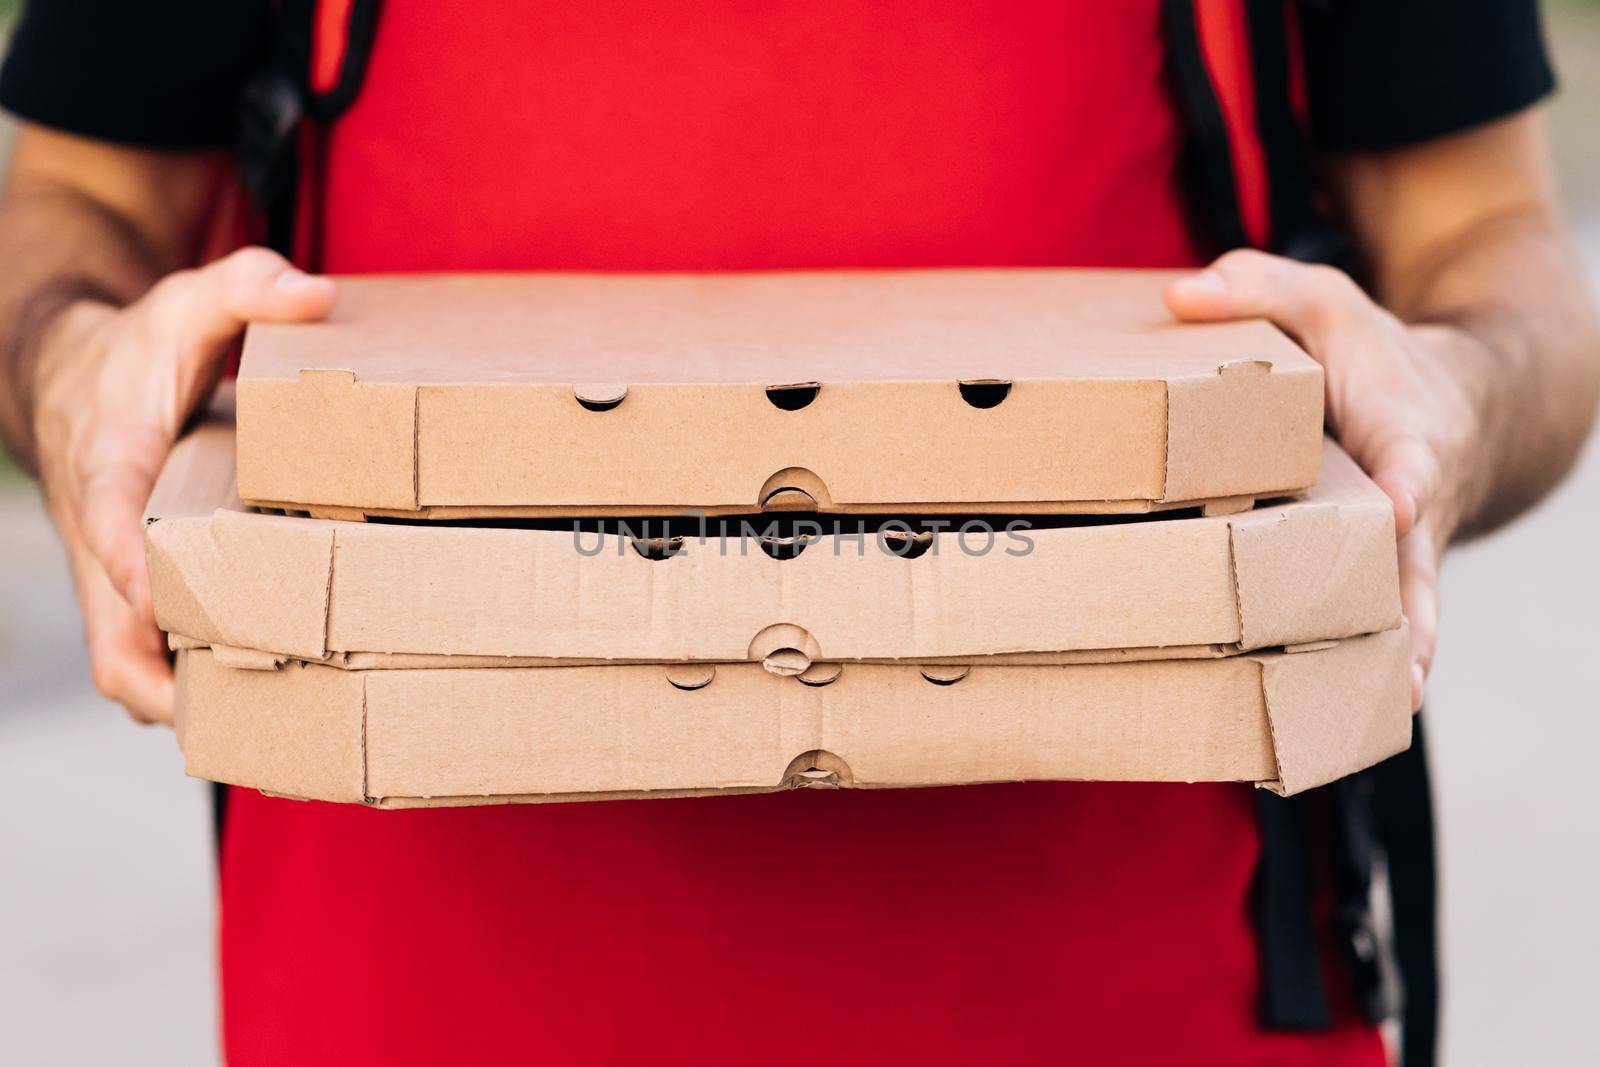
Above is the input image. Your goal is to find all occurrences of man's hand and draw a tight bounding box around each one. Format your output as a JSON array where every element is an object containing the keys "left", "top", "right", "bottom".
[
  {"left": 1168, "top": 250, "right": 1496, "bottom": 710},
  {"left": 30, "top": 248, "right": 336, "bottom": 723}
]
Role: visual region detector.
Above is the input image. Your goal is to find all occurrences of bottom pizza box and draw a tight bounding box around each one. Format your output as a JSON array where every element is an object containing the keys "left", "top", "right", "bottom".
[{"left": 175, "top": 626, "right": 1411, "bottom": 805}]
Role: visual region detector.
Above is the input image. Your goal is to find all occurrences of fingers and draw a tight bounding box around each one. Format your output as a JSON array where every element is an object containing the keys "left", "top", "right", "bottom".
[
  {"left": 1361, "top": 429, "right": 1442, "bottom": 541},
  {"left": 89, "top": 634, "right": 176, "bottom": 726},
  {"left": 76, "top": 449, "right": 164, "bottom": 620},
  {"left": 1165, "top": 249, "right": 1373, "bottom": 354},
  {"left": 82, "top": 249, "right": 334, "bottom": 615},
  {"left": 1170, "top": 251, "right": 1458, "bottom": 715},
  {"left": 1397, "top": 521, "right": 1443, "bottom": 713},
  {"left": 146, "top": 246, "right": 337, "bottom": 357},
  {"left": 33, "top": 248, "right": 332, "bottom": 726},
  {"left": 72, "top": 538, "right": 175, "bottom": 725}
]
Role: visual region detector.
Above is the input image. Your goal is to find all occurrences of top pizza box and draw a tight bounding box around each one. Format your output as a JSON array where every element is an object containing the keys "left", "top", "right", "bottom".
[{"left": 235, "top": 269, "right": 1324, "bottom": 518}]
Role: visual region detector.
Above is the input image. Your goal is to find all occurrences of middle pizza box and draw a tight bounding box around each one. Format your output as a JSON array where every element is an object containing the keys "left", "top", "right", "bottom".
[{"left": 146, "top": 411, "right": 1401, "bottom": 670}]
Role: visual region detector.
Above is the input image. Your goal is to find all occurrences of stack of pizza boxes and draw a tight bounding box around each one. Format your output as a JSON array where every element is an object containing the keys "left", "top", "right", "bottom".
[{"left": 144, "top": 271, "right": 1411, "bottom": 808}]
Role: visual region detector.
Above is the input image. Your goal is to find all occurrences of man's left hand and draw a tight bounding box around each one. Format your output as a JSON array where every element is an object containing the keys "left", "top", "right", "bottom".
[{"left": 1168, "top": 249, "right": 1494, "bottom": 710}]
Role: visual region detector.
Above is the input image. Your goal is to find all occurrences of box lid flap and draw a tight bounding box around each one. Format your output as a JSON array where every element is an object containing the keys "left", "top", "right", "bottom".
[
  {"left": 1230, "top": 444, "right": 1403, "bottom": 649},
  {"left": 1256, "top": 626, "right": 1413, "bottom": 795},
  {"left": 244, "top": 269, "right": 1315, "bottom": 386}
]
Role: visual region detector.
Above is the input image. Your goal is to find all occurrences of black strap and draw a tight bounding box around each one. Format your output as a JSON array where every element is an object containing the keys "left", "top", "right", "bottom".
[
  {"left": 1243, "top": 7, "right": 1439, "bottom": 1058},
  {"left": 210, "top": 781, "right": 230, "bottom": 862},
  {"left": 1165, "top": 0, "right": 1337, "bottom": 1025},
  {"left": 236, "top": 67, "right": 305, "bottom": 257},
  {"left": 235, "top": 0, "right": 385, "bottom": 260},
  {"left": 1162, "top": 0, "right": 1251, "bottom": 254},
  {"left": 1253, "top": 790, "right": 1333, "bottom": 1028},
  {"left": 1166, "top": 3, "right": 1438, "bottom": 1051},
  {"left": 1245, "top": 0, "right": 1308, "bottom": 253},
  {"left": 1164, "top": 0, "right": 1349, "bottom": 263},
  {"left": 1244, "top": 0, "right": 1351, "bottom": 266},
  {"left": 1372, "top": 715, "right": 1440, "bottom": 1066},
  {"left": 1330, "top": 771, "right": 1393, "bottom": 1025},
  {"left": 307, "top": 0, "right": 386, "bottom": 123}
]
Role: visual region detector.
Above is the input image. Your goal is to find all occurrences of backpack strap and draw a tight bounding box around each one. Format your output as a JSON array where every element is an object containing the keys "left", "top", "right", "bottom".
[
  {"left": 1163, "top": 0, "right": 1347, "bottom": 264},
  {"left": 1370, "top": 716, "right": 1441, "bottom": 1067},
  {"left": 304, "top": 0, "right": 385, "bottom": 122},
  {"left": 1163, "top": 0, "right": 1256, "bottom": 253},
  {"left": 236, "top": 0, "right": 384, "bottom": 263},
  {"left": 1163, "top": 16, "right": 1330, "bottom": 1023},
  {"left": 1251, "top": 789, "right": 1334, "bottom": 1028},
  {"left": 1167, "top": 3, "right": 1435, "bottom": 1050}
]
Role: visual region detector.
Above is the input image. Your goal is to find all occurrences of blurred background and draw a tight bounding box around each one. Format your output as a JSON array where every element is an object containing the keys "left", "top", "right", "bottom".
[{"left": 1, "top": 2, "right": 1597, "bottom": 1064}]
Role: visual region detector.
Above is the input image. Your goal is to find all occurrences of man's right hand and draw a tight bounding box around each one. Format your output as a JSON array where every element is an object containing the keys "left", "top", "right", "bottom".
[{"left": 29, "top": 247, "right": 336, "bottom": 724}]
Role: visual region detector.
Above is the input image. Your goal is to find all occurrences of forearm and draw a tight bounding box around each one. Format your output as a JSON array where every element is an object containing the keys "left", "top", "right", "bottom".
[
  {"left": 0, "top": 128, "right": 331, "bottom": 726},
  {"left": 1332, "top": 113, "right": 1600, "bottom": 541},
  {"left": 0, "top": 183, "right": 164, "bottom": 471},
  {"left": 0, "top": 125, "right": 228, "bottom": 472},
  {"left": 1386, "top": 208, "right": 1599, "bottom": 538}
]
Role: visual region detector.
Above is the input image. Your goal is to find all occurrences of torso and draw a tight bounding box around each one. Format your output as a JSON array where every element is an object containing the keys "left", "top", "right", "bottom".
[{"left": 220, "top": 4, "right": 1382, "bottom": 1064}]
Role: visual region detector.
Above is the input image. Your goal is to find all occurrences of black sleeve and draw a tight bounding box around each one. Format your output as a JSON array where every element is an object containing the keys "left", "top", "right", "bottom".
[
  {"left": 1299, "top": 0, "right": 1555, "bottom": 152},
  {"left": 0, "top": 0, "right": 271, "bottom": 150}
]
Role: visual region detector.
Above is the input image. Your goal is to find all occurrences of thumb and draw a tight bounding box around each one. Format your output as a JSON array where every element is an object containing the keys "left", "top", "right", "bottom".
[
  {"left": 77, "top": 442, "right": 165, "bottom": 622},
  {"left": 1397, "top": 520, "right": 1443, "bottom": 713},
  {"left": 89, "top": 250, "right": 335, "bottom": 614},
  {"left": 1165, "top": 248, "right": 1372, "bottom": 355},
  {"left": 1359, "top": 426, "right": 1442, "bottom": 541},
  {"left": 147, "top": 246, "right": 338, "bottom": 360}
]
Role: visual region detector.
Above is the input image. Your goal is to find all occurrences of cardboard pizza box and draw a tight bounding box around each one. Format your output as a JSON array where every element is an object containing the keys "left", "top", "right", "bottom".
[
  {"left": 147, "top": 412, "right": 1399, "bottom": 668},
  {"left": 234, "top": 269, "right": 1324, "bottom": 518},
  {"left": 174, "top": 626, "right": 1413, "bottom": 805}
]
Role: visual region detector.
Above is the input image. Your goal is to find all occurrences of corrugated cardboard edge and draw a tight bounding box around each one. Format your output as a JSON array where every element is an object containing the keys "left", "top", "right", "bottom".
[
  {"left": 176, "top": 630, "right": 1411, "bottom": 805},
  {"left": 156, "top": 509, "right": 1397, "bottom": 662},
  {"left": 235, "top": 370, "right": 418, "bottom": 510},
  {"left": 1256, "top": 625, "right": 1413, "bottom": 796},
  {"left": 238, "top": 384, "right": 1313, "bottom": 518},
  {"left": 176, "top": 652, "right": 368, "bottom": 804},
  {"left": 142, "top": 406, "right": 242, "bottom": 521},
  {"left": 237, "top": 279, "right": 1324, "bottom": 517},
  {"left": 243, "top": 492, "right": 1265, "bottom": 521},
  {"left": 153, "top": 422, "right": 1400, "bottom": 664},
  {"left": 1162, "top": 358, "right": 1324, "bottom": 502},
  {"left": 1228, "top": 445, "right": 1402, "bottom": 649},
  {"left": 166, "top": 640, "right": 1239, "bottom": 670},
  {"left": 146, "top": 510, "right": 336, "bottom": 661},
  {"left": 147, "top": 412, "right": 345, "bottom": 660}
]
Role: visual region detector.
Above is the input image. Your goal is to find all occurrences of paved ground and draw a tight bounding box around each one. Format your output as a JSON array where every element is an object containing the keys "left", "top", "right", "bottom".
[
  {"left": 0, "top": 495, "right": 218, "bottom": 1065},
  {"left": 2, "top": 9, "right": 1598, "bottom": 1065}
]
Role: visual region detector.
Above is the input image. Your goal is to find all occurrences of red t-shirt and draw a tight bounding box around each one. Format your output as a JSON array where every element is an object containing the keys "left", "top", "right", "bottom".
[{"left": 220, "top": 4, "right": 1382, "bottom": 1064}]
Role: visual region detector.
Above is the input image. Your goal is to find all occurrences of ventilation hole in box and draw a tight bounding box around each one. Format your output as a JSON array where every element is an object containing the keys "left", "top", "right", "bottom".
[
  {"left": 765, "top": 382, "right": 821, "bottom": 411},
  {"left": 957, "top": 379, "right": 1012, "bottom": 409},
  {"left": 1217, "top": 358, "right": 1271, "bottom": 377},
  {"left": 760, "top": 487, "right": 818, "bottom": 511},
  {"left": 796, "top": 662, "right": 843, "bottom": 687},
  {"left": 920, "top": 665, "right": 971, "bottom": 686},
  {"left": 665, "top": 664, "right": 716, "bottom": 691},
  {"left": 762, "top": 647, "right": 813, "bottom": 677},
  {"left": 629, "top": 535, "right": 685, "bottom": 561},
  {"left": 573, "top": 383, "right": 628, "bottom": 412},
  {"left": 748, "top": 622, "right": 821, "bottom": 665},
  {"left": 758, "top": 467, "right": 832, "bottom": 511},
  {"left": 881, "top": 529, "right": 934, "bottom": 560},
  {"left": 782, "top": 749, "right": 854, "bottom": 789},
  {"left": 758, "top": 533, "right": 815, "bottom": 561}
]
